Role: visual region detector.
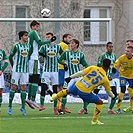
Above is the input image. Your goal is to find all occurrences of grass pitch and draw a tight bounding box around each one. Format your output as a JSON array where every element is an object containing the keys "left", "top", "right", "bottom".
[{"left": 0, "top": 102, "right": 133, "bottom": 133}]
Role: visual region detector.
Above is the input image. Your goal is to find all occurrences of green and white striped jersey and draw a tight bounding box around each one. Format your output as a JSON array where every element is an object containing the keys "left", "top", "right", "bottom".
[
  {"left": 58, "top": 50, "right": 88, "bottom": 76},
  {"left": 28, "top": 30, "right": 51, "bottom": 60},
  {"left": 97, "top": 52, "right": 116, "bottom": 78},
  {"left": 9, "top": 42, "right": 30, "bottom": 73},
  {"left": 39, "top": 43, "right": 63, "bottom": 72},
  {"left": 0, "top": 49, "right": 7, "bottom": 70}
]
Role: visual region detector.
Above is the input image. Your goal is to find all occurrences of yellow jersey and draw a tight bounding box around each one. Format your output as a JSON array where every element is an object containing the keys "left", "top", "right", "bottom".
[
  {"left": 114, "top": 54, "right": 133, "bottom": 78},
  {"left": 75, "top": 66, "right": 111, "bottom": 94},
  {"left": 58, "top": 42, "right": 69, "bottom": 69}
]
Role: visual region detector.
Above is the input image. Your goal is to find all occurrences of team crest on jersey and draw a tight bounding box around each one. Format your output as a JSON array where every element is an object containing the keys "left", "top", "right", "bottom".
[
  {"left": 47, "top": 51, "right": 56, "bottom": 58},
  {"left": 21, "top": 51, "right": 28, "bottom": 57},
  {"left": 71, "top": 59, "right": 79, "bottom": 65}
]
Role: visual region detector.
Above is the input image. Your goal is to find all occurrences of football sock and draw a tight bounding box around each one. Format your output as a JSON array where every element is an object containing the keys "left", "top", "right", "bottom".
[
  {"left": 116, "top": 92, "right": 124, "bottom": 110},
  {"left": 9, "top": 89, "right": 15, "bottom": 108},
  {"left": 56, "top": 97, "right": 62, "bottom": 109},
  {"left": 56, "top": 89, "right": 68, "bottom": 99},
  {"left": 62, "top": 97, "right": 67, "bottom": 111},
  {"left": 0, "top": 97, "right": 2, "bottom": 107},
  {"left": 47, "top": 89, "right": 53, "bottom": 96},
  {"left": 27, "top": 83, "right": 32, "bottom": 100},
  {"left": 54, "top": 99, "right": 58, "bottom": 108},
  {"left": 127, "top": 87, "right": 133, "bottom": 110},
  {"left": 40, "top": 96, "right": 45, "bottom": 106},
  {"left": 92, "top": 104, "right": 102, "bottom": 122},
  {"left": 31, "top": 83, "right": 38, "bottom": 102},
  {"left": 83, "top": 102, "right": 89, "bottom": 110},
  {"left": 21, "top": 90, "right": 26, "bottom": 109},
  {"left": 109, "top": 98, "right": 116, "bottom": 110}
]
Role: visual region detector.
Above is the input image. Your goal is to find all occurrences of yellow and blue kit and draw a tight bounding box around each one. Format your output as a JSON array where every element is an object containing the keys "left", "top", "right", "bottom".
[{"left": 68, "top": 66, "right": 112, "bottom": 103}]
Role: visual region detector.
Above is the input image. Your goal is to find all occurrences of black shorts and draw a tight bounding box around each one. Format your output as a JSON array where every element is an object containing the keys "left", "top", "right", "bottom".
[{"left": 29, "top": 74, "right": 40, "bottom": 84}]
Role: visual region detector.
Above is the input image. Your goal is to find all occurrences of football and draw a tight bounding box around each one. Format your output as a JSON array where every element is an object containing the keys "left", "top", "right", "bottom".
[{"left": 41, "top": 8, "right": 51, "bottom": 18}]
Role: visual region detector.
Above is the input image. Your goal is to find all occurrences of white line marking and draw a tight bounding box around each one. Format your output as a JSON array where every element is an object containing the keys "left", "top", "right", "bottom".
[{"left": 1, "top": 115, "right": 132, "bottom": 120}]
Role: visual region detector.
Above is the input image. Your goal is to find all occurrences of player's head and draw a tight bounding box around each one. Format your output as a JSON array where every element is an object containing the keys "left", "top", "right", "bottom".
[
  {"left": 30, "top": 20, "right": 40, "bottom": 31},
  {"left": 106, "top": 42, "right": 113, "bottom": 54},
  {"left": 70, "top": 39, "right": 79, "bottom": 50},
  {"left": 102, "top": 58, "right": 111, "bottom": 71},
  {"left": 125, "top": 45, "right": 133, "bottom": 59},
  {"left": 45, "top": 32, "right": 54, "bottom": 40},
  {"left": 62, "top": 34, "right": 72, "bottom": 44},
  {"left": 126, "top": 39, "right": 133, "bottom": 47},
  {"left": 18, "top": 31, "right": 28, "bottom": 41}
]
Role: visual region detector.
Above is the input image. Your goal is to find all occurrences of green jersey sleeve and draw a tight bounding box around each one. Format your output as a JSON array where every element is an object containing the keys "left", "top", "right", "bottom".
[
  {"left": 58, "top": 51, "right": 67, "bottom": 65},
  {"left": 32, "top": 30, "right": 51, "bottom": 46},
  {"left": 3, "top": 50, "right": 8, "bottom": 60},
  {"left": 80, "top": 53, "right": 89, "bottom": 68},
  {"left": 9, "top": 44, "right": 17, "bottom": 67},
  {"left": 97, "top": 54, "right": 103, "bottom": 67}
]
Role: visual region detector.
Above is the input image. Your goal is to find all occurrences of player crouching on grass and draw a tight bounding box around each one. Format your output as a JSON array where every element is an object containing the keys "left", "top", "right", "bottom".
[{"left": 50, "top": 58, "right": 115, "bottom": 125}]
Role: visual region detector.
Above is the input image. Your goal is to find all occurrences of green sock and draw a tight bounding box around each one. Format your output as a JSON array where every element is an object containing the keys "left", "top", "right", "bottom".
[
  {"left": 0, "top": 97, "right": 2, "bottom": 107},
  {"left": 8, "top": 89, "right": 15, "bottom": 108},
  {"left": 21, "top": 90, "right": 26, "bottom": 109},
  {"left": 62, "top": 97, "right": 67, "bottom": 111},
  {"left": 54, "top": 99, "right": 57, "bottom": 108},
  {"left": 83, "top": 102, "right": 89, "bottom": 110},
  {"left": 40, "top": 96, "right": 45, "bottom": 106},
  {"left": 28, "top": 83, "right": 32, "bottom": 100},
  {"left": 109, "top": 99, "right": 116, "bottom": 110},
  {"left": 31, "top": 83, "right": 38, "bottom": 101}
]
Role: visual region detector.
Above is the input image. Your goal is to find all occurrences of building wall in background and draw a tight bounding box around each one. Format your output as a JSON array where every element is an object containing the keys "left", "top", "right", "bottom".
[{"left": 0, "top": 0, "right": 132, "bottom": 66}]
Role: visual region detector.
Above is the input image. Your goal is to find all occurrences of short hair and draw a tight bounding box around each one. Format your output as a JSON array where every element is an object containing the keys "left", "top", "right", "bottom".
[
  {"left": 46, "top": 32, "right": 54, "bottom": 36},
  {"left": 30, "top": 20, "right": 40, "bottom": 28},
  {"left": 126, "top": 39, "right": 133, "bottom": 43},
  {"left": 102, "top": 58, "right": 111, "bottom": 68},
  {"left": 71, "top": 38, "right": 79, "bottom": 48},
  {"left": 106, "top": 42, "right": 113, "bottom": 47},
  {"left": 18, "top": 31, "right": 28, "bottom": 40},
  {"left": 62, "top": 34, "right": 71, "bottom": 41}
]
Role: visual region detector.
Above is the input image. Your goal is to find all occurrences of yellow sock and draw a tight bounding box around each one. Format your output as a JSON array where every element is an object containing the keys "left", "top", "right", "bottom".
[
  {"left": 116, "top": 92, "right": 124, "bottom": 110},
  {"left": 127, "top": 87, "right": 133, "bottom": 110},
  {"left": 92, "top": 104, "right": 102, "bottom": 122},
  {"left": 56, "top": 97, "right": 62, "bottom": 109},
  {"left": 57, "top": 89, "right": 68, "bottom": 98}
]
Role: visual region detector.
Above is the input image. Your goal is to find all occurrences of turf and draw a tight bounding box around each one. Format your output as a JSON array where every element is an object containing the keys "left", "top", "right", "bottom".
[{"left": 0, "top": 102, "right": 133, "bottom": 133}]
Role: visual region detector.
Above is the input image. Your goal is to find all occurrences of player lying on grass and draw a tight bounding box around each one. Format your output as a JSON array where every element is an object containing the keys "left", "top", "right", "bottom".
[{"left": 50, "top": 58, "right": 115, "bottom": 125}]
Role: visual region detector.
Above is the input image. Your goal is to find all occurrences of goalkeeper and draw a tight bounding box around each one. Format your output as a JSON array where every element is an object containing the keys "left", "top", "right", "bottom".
[{"left": 50, "top": 58, "right": 115, "bottom": 125}]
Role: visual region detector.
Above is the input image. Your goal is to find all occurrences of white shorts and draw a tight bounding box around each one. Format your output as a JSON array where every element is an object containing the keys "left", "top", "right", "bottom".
[
  {"left": 11, "top": 72, "right": 29, "bottom": 85},
  {"left": 29, "top": 59, "right": 40, "bottom": 74},
  {"left": 41, "top": 72, "right": 59, "bottom": 86},
  {"left": 0, "top": 73, "right": 5, "bottom": 88},
  {"left": 110, "top": 78, "right": 119, "bottom": 87},
  {"left": 64, "top": 77, "right": 81, "bottom": 88}
]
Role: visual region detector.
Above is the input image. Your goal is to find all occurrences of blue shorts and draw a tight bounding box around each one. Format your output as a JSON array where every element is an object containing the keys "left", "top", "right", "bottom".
[
  {"left": 120, "top": 77, "right": 133, "bottom": 88},
  {"left": 68, "top": 84, "right": 100, "bottom": 104},
  {"left": 58, "top": 69, "right": 65, "bottom": 86}
]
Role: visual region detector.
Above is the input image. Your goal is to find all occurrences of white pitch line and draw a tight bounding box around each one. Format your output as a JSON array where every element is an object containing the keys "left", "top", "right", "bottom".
[{"left": 1, "top": 115, "right": 132, "bottom": 121}]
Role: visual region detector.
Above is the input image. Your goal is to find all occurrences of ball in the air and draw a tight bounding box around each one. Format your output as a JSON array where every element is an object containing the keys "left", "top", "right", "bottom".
[{"left": 41, "top": 8, "right": 51, "bottom": 18}]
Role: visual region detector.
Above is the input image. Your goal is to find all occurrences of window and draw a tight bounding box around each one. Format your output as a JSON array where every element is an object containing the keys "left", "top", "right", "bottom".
[
  {"left": 84, "top": 8, "right": 110, "bottom": 45},
  {"left": 84, "top": 9, "right": 91, "bottom": 41},
  {"left": 16, "top": 6, "right": 29, "bottom": 40}
]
